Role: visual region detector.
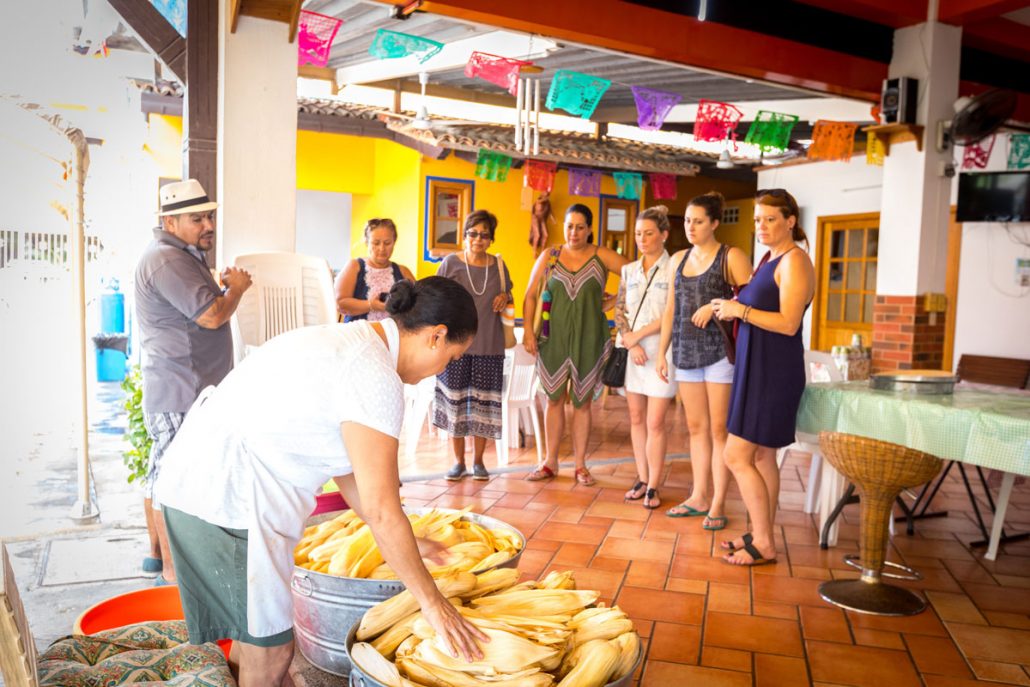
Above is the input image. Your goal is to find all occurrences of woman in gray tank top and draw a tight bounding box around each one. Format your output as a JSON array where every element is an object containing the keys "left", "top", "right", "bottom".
[{"left": 656, "top": 192, "right": 752, "bottom": 531}]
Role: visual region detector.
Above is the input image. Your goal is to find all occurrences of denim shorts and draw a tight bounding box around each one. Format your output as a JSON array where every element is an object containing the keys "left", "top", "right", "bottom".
[{"left": 674, "top": 356, "right": 735, "bottom": 384}]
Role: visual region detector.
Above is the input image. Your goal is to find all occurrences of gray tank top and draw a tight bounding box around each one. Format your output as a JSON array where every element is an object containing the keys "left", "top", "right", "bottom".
[{"left": 672, "top": 244, "right": 735, "bottom": 370}]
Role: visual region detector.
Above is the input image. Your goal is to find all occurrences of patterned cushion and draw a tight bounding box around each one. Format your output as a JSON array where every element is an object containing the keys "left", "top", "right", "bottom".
[{"left": 37, "top": 620, "right": 235, "bottom": 687}]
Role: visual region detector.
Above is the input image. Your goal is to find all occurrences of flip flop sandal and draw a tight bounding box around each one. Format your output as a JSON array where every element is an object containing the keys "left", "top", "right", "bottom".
[
  {"left": 720, "top": 532, "right": 752, "bottom": 552},
  {"left": 723, "top": 539, "right": 777, "bottom": 567},
  {"left": 703, "top": 515, "right": 729, "bottom": 531},
  {"left": 526, "top": 465, "right": 556, "bottom": 481},
  {"left": 666, "top": 502, "right": 709, "bottom": 518},
  {"left": 643, "top": 488, "right": 661, "bottom": 510},
  {"left": 624, "top": 480, "right": 647, "bottom": 500},
  {"left": 574, "top": 468, "right": 596, "bottom": 487}
]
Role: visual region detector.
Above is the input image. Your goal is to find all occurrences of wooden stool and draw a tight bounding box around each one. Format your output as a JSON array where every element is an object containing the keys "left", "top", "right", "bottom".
[{"left": 816, "top": 432, "right": 942, "bottom": 616}]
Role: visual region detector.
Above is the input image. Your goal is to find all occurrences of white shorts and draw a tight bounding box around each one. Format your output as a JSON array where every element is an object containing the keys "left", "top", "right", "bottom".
[
  {"left": 623, "top": 337, "right": 677, "bottom": 399},
  {"left": 675, "top": 357, "right": 735, "bottom": 384}
]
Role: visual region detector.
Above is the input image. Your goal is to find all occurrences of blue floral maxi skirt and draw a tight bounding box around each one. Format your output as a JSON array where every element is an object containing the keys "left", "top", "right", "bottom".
[{"left": 432, "top": 354, "right": 505, "bottom": 440}]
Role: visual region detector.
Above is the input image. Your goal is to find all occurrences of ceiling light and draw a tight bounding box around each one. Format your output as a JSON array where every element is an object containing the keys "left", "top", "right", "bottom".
[{"left": 716, "top": 148, "right": 735, "bottom": 169}]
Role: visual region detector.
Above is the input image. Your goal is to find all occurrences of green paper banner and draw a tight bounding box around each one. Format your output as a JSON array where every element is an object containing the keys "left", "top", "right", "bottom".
[
  {"left": 745, "top": 110, "right": 800, "bottom": 153},
  {"left": 475, "top": 149, "right": 513, "bottom": 182},
  {"left": 614, "top": 172, "right": 642, "bottom": 200}
]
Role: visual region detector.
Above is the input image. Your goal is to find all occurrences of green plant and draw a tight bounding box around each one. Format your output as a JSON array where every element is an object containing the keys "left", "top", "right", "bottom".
[{"left": 121, "top": 365, "right": 151, "bottom": 484}]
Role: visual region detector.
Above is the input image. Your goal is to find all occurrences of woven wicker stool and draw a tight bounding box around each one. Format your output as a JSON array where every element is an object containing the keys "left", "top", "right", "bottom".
[{"left": 817, "top": 432, "right": 942, "bottom": 616}]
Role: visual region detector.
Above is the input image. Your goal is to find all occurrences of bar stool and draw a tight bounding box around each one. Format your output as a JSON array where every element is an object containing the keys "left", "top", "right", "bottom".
[{"left": 817, "top": 432, "right": 942, "bottom": 616}]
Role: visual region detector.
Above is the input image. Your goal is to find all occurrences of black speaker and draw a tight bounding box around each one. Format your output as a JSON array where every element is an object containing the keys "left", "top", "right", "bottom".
[{"left": 881, "top": 77, "right": 918, "bottom": 124}]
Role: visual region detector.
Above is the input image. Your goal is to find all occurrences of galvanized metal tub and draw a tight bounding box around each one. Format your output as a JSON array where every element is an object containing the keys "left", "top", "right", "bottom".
[
  {"left": 343, "top": 622, "right": 644, "bottom": 687},
  {"left": 292, "top": 508, "right": 525, "bottom": 677}
]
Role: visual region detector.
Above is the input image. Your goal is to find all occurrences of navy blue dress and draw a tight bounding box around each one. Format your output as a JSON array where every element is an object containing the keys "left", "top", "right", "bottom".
[{"left": 727, "top": 251, "right": 807, "bottom": 448}]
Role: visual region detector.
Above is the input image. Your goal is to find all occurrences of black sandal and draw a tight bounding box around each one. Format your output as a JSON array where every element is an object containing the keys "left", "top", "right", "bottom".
[
  {"left": 624, "top": 480, "right": 647, "bottom": 501},
  {"left": 643, "top": 488, "right": 661, "bottom": 510}
]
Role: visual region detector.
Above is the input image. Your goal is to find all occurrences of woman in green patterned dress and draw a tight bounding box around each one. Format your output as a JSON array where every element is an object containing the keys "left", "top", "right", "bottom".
[{"left": 523, "top": 204, "right": 628, "bottom": 485}]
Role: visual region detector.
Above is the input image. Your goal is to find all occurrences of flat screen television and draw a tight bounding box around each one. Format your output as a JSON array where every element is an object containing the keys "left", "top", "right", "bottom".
[{"left": 956, "top": 171, "right": 1030, "bottom": 223}]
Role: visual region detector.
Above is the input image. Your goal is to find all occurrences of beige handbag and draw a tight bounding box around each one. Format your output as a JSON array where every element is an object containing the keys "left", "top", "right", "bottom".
[{"left": 495, "top": 254, "right": 517, "bottom": 349}]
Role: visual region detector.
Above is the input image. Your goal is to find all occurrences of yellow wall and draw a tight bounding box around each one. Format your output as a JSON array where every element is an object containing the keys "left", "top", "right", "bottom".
[
  {"left": 145, "top": 114, "right": 183, "bottom": 180},
  {"left": 721, "top": 199, "right": 756, "bottom": 259},
  {"left": 296, "top": 130, "right": 375, "bottom": 195}
]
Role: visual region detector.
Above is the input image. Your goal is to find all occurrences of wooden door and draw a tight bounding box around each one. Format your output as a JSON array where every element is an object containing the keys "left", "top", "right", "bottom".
[
  {"left": 943, "top": 206, "right": 961, "bottom": 371},
  {"left": 599, "top": 197, "right": 638, "bottom": 261},
  {"left": 813, "top": 213, "right": 879, "bottom": 351}
]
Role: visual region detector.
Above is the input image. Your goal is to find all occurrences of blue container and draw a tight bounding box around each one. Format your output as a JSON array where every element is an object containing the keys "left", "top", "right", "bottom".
[
  {"left": 101, "top": 280, "right": 125, "bottom": 334},
  {"left": 96, "top": 348, "right": 127, "bottom": 382}
]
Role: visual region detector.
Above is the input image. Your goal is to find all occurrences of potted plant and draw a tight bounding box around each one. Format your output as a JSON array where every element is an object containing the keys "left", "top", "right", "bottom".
[{"left": 120, "top": 365, "right": 150, "bottom": 484}]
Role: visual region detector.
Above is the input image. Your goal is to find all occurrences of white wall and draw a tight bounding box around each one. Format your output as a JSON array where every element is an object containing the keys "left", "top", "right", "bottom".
[
  {"left": 756, "top": 157, "right": 884, "bottom": 347},
  {"left": 295, "top": 190, "right": 351, "bottom": 272}
]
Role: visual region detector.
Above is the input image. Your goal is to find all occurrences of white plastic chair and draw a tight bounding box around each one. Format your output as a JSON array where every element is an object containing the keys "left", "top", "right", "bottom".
[
  {"left": 497, "top": 344, "right": 544, "bottom": 467},
  {"left": 230, "top": 252, "right": 336, "bottom": 362},
  {"left": 401, "top": 376, "right": 438, "bottom": 464},
  {"left": 777, "top": 350, "right": 843, "bottom": 514}
]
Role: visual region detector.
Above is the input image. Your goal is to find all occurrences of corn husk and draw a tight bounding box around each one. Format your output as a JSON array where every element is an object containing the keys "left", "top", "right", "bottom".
[
  {"left": 608, "top": 632, "right": 640, "bottom": 682},
  {"left": 471, "top": 589, "right": 599, "bottom": 617},
  {"left": 398, "top": 656, "right": 554, "bottom": 687},
  {"left": 350, "top": 642, "right": 424, "bottom": 687},
  {"left": 538, "top": 570, "right": 576, "bottom": 590},
  {"left": 462, "top": 567, "right": 520, "bottom": 600},
  {"left": 568, "top": 607, "right": 633, "bottom": 647},
  {"left": 358, "top": 572, "right": 477, "bottom": 640},
  {"left": 412, "top": 626, "right": 559, "bottom": 676},
  {"left": 555, "top": 639, "right": 619, "bottom": 687}
]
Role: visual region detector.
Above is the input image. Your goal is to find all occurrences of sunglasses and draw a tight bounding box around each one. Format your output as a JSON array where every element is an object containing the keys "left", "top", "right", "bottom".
[{"left": 465, "top": 231, "right": 492, "bottom": 240}]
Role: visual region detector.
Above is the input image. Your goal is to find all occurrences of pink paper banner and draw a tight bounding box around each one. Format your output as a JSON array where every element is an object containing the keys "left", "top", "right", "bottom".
[
  {"left": 464, "top": 52, "right": 530, "bottom": 97},
  {"left": 649, "top": 173, "right": 677, "bottom": 200},
  {"left": 694, "top": 99, "right": 744, "bottom": 143},
  {"left": 297, "top": 11, "right": 342, "bottom": 68}
]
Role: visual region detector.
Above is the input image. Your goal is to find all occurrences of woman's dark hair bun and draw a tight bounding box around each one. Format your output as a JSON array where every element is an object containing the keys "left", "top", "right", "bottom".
[{"left": 386, "top": 279, "right": 417, "bottom": 315}]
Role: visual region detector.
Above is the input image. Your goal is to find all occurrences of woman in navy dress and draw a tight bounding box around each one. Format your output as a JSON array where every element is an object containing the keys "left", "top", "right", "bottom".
[{"left": 711, "top": 189, "right": 815, "bottom": 566}]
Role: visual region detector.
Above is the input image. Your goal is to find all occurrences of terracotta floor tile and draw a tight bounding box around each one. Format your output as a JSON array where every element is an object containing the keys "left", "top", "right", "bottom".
[
  {"left": 799, "top": 605, "right": 851, "bottom": 643},
  {"left": 669, "top": 555, "right": 751, "bottom": 585},
  {"left": 852, "top": 628, "right": 905, "bottom": 650},
  {"left": 625, "top": 560, "right": 670, "bottom": 590},
  {"left": 962, "top": 582, "right": 1030, "bottom": 615},
  {"left": 922, "top": 677, "right": 1004, "bottom": 687},
  {"left": 529, "top": 489, "right": 597, "bottom": 508},
  {"left": 753, "top": 572, "right": 825, "bottom": 608},
  {"left": 968, "top": 658, "right": 1030, "bottom": 685},
  {"left": 590, "top": 556, "right": 631, "bottom": 573},
  {"left": 947, "top": 622, "right": 1030, "bottom": 664},
  {"left": 665, "top": 578, "right": 708, "bottom": 595},
  {"left": 806, "top": 640, "right": 921, "bottom": 687},
  {"left": 399, "top": 483, "right": 451, "bottom": 500},
  {"left": 646, "top": 621, "right": 700, "bottom": 664},
  {"left": 524, "top": 501, "right": 559, "bottom": 514},
  {"left": 616, "top": 586, "right": 705, "bottom": 625},
  {"left": 786, "top": 543, "right": 855, "bottom": 571},
  {"left": 995, "top": 574, "right": 1030, "bottom": 589},
  {"left": 891, "top": 537, "right": 976, "bottom": 561},
  {"left": 429, "top": 494, "right": 499, "bottom": 511},
  {"left": 597, "top": 537, "right": 675, "bottom": 563},
  {"left": 586, "top": 500, "right": 651, "bottom": 522},
  {"left": 943, "top": 559, "right": 998, "bottom": 585},
  {"left": 484, "top": 505, "right": 551, "bottom": 533},
  {"left": 755, "top": 653, "right": 810, "bottom": 687},
  {"left": 925, "top": 591, "right": 988, "bottom": 625},
  {"left": 704, "top": 611, "right": 804, "bottom": 657},
  {"left": 642, "top": 661, "right": 751, "bottom": 687},
  {"left": 792, "top": 565, "right": 834, "bottom": 581},
  {"left": 534, "top": 521, "right": 610, "bottom": 546},
  {"left": 707, "top": 582, "right": 751, "bottom": 615},
  {"left": 516, "top": 548, "right": 553, "bottom": 578},
  {"left": 579, "top": 516, "right": 615, "bottom": 528},
  {"left": 524, "top": 538, "right": 561, "bottom": 552},
  {"left": 675, "top": 534, "right": 717, "bottom": 556},
  {"left": 982, "top": 554, "right": 1030, "bottom": 578},
  {"left": 629, "top": 618, "right": 654, "bottom": 639},
  {"left": 701, "top": 646, "right": 752, "bottom": 672},
  {"left": 608, "top": 519, "right": 646, "bottom": 539},
  {"left": 846, "top": 607, "right": 948, "bottom": 637},
  {"left": 904, "top": 634, "right": 973, "bottom": 678},
  {"left": 983, "top": 611, "right": 1030, "bottom": 629},
  {"left": 551, "top": 542, "right": 598, "bottom": 567},
  {"left": 752, "top": 601, "right": 799, "bottom": 620},
  {"left": 546, "top": 506, "right": 584, "bottom": 524},
  {"left": 492, "top": 492, "right": 536, "bottom": 509}
]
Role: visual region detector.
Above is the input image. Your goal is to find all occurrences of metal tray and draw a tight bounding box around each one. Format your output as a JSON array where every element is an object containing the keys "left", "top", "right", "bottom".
[
  {"left": 869, "top": 372, "right": 957, "bottom": 394},
  {"left": 343, "top": 622, "right": 643, "bottom": 687}
]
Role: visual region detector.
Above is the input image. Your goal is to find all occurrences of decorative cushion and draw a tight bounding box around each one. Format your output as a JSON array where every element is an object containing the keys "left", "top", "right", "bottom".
[{"left": 37, "top": 620, "right": 234, "bottom": 687}]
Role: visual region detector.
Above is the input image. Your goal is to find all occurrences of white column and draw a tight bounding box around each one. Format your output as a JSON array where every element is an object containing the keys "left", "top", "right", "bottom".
[
  {"left": 216, "top": 1, "right": 297, "bottom": 265},
  {"left": 877, "top": 21, "right": 961, "bottom": 296}
]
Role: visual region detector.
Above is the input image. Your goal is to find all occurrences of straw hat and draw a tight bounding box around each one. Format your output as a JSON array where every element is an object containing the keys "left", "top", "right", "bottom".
[{"left": 157, "top": 179, "right": 219, "bottom": 216}]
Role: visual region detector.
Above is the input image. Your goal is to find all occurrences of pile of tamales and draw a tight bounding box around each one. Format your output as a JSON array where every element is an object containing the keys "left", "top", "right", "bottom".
[
  {"left": 351, "top": 569, "right": 640, "bottom": 687},
  {"left": 295, "top": 508, "right": 522, "bottom": 579}
]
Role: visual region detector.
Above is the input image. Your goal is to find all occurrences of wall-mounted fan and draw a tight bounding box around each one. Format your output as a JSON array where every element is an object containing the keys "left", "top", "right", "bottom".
[{"left": 937, "top": 89, "right": 1018, "bottom": 152}]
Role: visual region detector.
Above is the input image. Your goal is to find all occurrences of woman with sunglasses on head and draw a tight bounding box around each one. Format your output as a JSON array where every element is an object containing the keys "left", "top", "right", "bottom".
[
  {"left": 710, "top": 189, "right": 815, "bottom": 567},
  {"left": 523, "top": 204, "right": 629, "bottom": 485},
  {"left": 432, "top": 210, "right": 513, "bottom": 481},
  {"left": 335, "top": 218, "right": 416, "bottom": 322},
  {"left": 615, "top": 205, "right": 679, "bottom": 510},
  {"left": 656, "top": 192, "right": 753, "bottom": 530}
]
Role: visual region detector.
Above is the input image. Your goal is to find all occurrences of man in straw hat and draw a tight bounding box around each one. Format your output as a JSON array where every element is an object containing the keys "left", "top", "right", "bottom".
[{"left": 134, "top": 179, "right": 252, "bottom": 584}]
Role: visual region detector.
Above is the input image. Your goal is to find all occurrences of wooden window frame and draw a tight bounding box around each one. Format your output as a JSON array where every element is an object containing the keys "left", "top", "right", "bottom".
[
  {"left": 813, "top": 212, "right": 879, "bottom": 350},
  {"left": 425, "top": 177, "right": 474, "bottom": 258},
  {"left": 599, "top": 195, "right": 639, "bottom": 262}
]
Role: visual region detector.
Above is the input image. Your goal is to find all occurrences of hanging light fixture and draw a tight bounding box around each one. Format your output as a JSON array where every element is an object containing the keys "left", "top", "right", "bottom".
[{"left": 716, "top": 146, "right": 734, "bottom": 169}]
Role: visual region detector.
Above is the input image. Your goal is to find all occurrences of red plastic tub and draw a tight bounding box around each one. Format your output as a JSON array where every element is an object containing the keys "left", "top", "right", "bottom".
[{"left": 74, "top": 586, "right": 232, "bottom": 658}]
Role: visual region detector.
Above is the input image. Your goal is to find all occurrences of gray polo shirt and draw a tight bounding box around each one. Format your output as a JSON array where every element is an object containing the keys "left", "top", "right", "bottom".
[{"left": 135, "top": 228, "right": 232, "bottom": 413}]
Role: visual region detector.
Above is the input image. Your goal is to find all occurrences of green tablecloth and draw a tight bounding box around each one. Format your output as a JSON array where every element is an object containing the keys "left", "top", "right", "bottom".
[{"left": 797, "top": 381, "right": 1030, "bottom": 476}]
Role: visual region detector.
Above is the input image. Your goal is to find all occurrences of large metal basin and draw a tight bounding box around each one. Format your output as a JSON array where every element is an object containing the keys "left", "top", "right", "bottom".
[
  {"left": 291, "top": 508, "right": 525, "bottom": 676},
  {"left": 343, "top": 622, "right": 643, "bottom": 687}
]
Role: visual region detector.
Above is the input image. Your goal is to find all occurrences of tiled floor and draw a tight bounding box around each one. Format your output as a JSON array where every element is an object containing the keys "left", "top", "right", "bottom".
[{"left": 400, "top": 394, "right": 1030, "bottom": 686}]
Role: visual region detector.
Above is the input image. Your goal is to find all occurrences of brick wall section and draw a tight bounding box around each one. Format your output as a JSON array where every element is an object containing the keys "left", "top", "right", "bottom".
[{"left": 872, "top": 295, "right": 946, "bottom": 372}]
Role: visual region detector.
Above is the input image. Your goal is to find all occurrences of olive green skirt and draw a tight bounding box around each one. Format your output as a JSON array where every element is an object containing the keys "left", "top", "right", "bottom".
[{"left": 163, "top": 506, "right": 294, "bottom": 647}]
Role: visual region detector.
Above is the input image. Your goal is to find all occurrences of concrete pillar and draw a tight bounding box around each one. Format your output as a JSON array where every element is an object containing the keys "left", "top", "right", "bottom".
[
  {"left": 873, "top": 20, "right": 961, "bottom": 372},
  {"left": 216, "top": 0, "right": 297, "bottom": 266}
]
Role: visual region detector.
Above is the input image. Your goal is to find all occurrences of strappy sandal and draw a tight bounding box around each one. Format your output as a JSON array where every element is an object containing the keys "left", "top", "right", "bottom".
[
  {"left": 574, "top": 467, "right": 596, "bottom": 486},
  {"left": 624, "top": 480, "right": 647, "bottom": 501},
  {"left": 722, "top": 539, "right": 777, "bottom": 567},
  {"left": 643, "top": 488, "right": 661, "bottom": 510},
  {"left": 526, "top": 464, "right": 556, "bottom": 482},
  {"left": 720, "top": 532, "right": 752, "bottom": 552}
]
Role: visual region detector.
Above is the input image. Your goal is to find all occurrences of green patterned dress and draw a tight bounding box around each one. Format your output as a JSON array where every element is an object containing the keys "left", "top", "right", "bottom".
[{"left": 537, "top": 250, "right": 612, "bottom": 407}]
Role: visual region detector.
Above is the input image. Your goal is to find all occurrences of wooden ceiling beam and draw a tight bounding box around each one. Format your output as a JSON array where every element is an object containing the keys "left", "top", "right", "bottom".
[
  {"left": 361, "top": 79, "right": 515, "bottom": 109},
  {"left": 106, "top": 0, "right": 186, "bottom": 82},
  {"left": 231, "top": 0, "right": 304, "bottom": 40}
]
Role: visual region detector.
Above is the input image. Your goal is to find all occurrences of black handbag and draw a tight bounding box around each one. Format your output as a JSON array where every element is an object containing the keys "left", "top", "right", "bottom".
[{"left": 603, "top": 262, "right": 660, "bottom": 388}]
